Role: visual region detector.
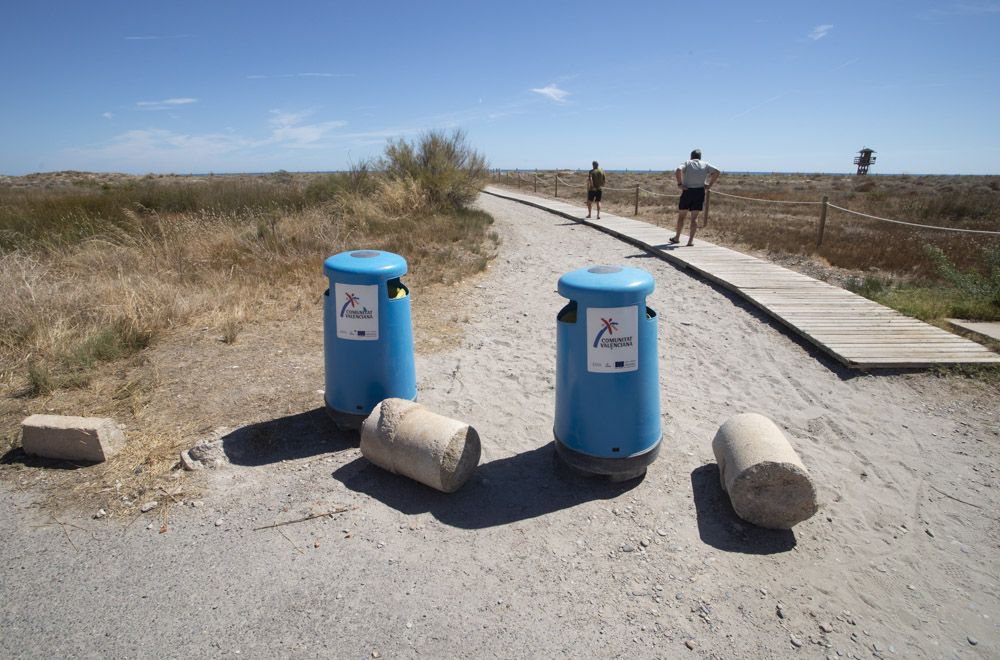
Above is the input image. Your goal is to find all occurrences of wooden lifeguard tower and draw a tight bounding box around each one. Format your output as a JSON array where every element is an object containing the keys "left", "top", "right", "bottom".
[{"left": 854, "top": 147, "right": 876, "bottom": 175}]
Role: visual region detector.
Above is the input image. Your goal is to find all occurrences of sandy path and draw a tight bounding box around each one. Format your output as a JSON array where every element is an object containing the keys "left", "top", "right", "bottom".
[{"left": 1, "top": 193, "right": 997, "bottom": 658}]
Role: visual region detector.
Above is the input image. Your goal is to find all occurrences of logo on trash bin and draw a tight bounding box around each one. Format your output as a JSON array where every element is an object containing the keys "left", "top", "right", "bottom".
[
  {"left": 593, "top": 317, "right": 620, "bottom": 348},
  {"left": 340, "top": 292, "right": 373, "bottom": 320}
]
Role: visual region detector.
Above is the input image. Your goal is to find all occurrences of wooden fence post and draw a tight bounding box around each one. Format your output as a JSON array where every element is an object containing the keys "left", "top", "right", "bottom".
[
  {"left": 517, "top": 172, "right": 521, "bottom": 190},
  {"left": 817, "top": 195, "right": 829, "bottom": 247},
  {"left": 533, "top": 173, "right": 537, "bottom": 193},
  {"left": 634, "top": 184, "right": 640, "bottom": 216},
  {"left": 704, "top": 189, "right": 711, "bottom": 224},
  {"left": 555, "top": 177, "right": 559, "bottom": 198}
]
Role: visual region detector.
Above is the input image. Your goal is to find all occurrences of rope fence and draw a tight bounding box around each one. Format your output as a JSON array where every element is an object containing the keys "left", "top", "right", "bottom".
[
  {"left": 826, "top": 204, "right": 1000, "bottom": 236},
  {"left": 491, "top": 169, "right": 1000, "bottom": 244}
]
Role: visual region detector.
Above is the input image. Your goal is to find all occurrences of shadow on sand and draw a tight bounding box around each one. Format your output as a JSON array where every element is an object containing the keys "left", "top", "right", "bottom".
[
  {"left": 221, "top": 407, "right": 356, "bottom": 467},
  {"left": 690, "top": 464, "right": 796, "bottom": 555},
  {"left": 332, "top": 441, "right": 642, "bottom": 529}
]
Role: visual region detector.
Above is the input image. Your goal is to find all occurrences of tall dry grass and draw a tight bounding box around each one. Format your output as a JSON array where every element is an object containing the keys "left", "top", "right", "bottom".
[{"left": 1, "top": 130, "right": 494, "bottom": 399}]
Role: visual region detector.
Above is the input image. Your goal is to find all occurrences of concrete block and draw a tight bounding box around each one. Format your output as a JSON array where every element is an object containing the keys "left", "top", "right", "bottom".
[
  {"left": 712, "top": 413, "right": 818, "bottom": 529},
  {"left": 21, "top": 415, "right": 125, "bottom": 463},
  {"left": 360, "top": 399, "right": 480, "bottom": 493}
]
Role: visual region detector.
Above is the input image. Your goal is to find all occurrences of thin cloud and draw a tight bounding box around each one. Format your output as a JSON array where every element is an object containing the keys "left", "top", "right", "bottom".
[
  {"left": 136, "top": 98, "right": 198, "bottom": 111},
  {"left": 728, "top": 90, "right": 793, "bottom": 122},
  {"left": 124, "top": 34, "right": 193, "bottom": 40},
  {"left": 920, "top": 1, "right": 1000, "bottom": 17},
  {"left": 830, "top": 57, "right": 860, "bottom": 72},
  {"left": 246, "top": 72, "right": 354, "bottom": 80},
  {"left": 102, "top": 112, "right": 114, "bottom": 120},
  {"left": 264, "top": 109, "right": 347, "bottom": 148},
  {"left": 531, "top": 84, "right": 570, "bottom": 103},
  {"left": 808, "top": 24, "right": 834, "bottom": 41}
]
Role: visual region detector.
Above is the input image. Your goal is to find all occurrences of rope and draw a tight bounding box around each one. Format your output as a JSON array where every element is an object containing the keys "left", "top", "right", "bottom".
[
  {"left": 826, "top": 204, "right": 1000, "bottom": 235},
  {"left": 638, "top": 187, "right": 680, "bottom": 198},
  {"left": 555, "top": 176, "right": 585, "bottom": 188},
  {"left": 710, "top": 190, "right": 822, "bottom": 205}
]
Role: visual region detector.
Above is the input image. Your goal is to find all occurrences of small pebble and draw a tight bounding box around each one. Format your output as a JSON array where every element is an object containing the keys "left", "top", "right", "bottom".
[
  {"left": 968, "top": 637, "right": 978, "bottom": 646},
  {"left": 140, "top": 501, "right": 158, "bottom": 513},
  {"left": 621, "top": 543, "right": 636, "bottom": 553},
  {"left": 685, "top": 640, "right": 695, "bottom": 650},
  {"left": 94, "top": 509, "right": 107, "bottom": 519},
  {"left": 215, "top": 519, "right": 224, "bottom": 527},
  {"left": 656, "top": 528, "right": 668, "bottom": 536},
  {"left": 820, "top": 623, "right": 834, "bottom": 633},
  {"left": 640, "top": 539, "right": 650, "bottom": 548},
  {"left": 791, "top": 635, "right": 803, "bottom": 648},
  {"left": 146, "top": 523, "right": 154, "bottom": 530},
  {"left": 191, "top": 500, "right": 204, "bottom": 508}
]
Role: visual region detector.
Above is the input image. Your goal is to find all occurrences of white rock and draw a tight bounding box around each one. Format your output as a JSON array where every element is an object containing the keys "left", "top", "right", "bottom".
[{"left": 21, "top": 415, "right": 125, "bottom": 463}]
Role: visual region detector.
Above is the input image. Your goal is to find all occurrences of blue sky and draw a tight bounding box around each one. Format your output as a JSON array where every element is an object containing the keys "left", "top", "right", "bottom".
[{"left": 2, "top": 1, "right": 999, "bottom": 175}]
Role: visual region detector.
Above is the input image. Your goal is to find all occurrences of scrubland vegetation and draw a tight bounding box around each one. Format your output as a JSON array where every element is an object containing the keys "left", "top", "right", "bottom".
[
  {"left": 0, "top": 130, "right": 494, "bottom": 399},
  {"left": 502, "top": 171, "right": 1000, "bottom": 323}
]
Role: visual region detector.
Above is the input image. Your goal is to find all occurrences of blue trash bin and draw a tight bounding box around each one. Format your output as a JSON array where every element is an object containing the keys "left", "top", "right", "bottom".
[
  {"left": 323, "top": 250, "right": 416, "bottom": 429},
  {"left": 554, "top": 265, "right": 661, "bottom": 479}
]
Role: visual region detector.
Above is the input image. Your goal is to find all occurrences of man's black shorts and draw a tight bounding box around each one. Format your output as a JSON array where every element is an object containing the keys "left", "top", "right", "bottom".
[
  {"left": 679, "top": 187, "right": 705, "bottom": 211},
  {"left": 587, "top": 189, "right": 603, "bottom": 202}
]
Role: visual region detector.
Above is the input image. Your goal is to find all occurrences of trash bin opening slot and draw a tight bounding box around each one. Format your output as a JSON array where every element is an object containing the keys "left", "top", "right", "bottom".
[
  {"left": 387, "top": 278, "right": 409, "bottom": 300},
  {"left": 646, "top": 306, "right": 656, "bottom": 320},
  {"left": 557, "top": 301, "right": 578, "bottom": 323}
]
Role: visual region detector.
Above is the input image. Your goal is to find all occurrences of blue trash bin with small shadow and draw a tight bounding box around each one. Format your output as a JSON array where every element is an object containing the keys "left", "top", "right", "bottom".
[
  {"left": 323, "top": 250, "right": 416, "bottom": 429},
  {"left": 554, "top": 265, "right": 661, "bottom": 479}
]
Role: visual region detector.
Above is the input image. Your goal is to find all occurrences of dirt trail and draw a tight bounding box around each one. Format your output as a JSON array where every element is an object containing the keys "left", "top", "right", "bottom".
[{"left": 1, "top": 193, "right": 997, "bottom": 658}]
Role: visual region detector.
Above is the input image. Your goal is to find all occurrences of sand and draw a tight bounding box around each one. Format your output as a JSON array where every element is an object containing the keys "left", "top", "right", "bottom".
[{"left": 0, "top": 192, "right": 997, "bottom": 657}]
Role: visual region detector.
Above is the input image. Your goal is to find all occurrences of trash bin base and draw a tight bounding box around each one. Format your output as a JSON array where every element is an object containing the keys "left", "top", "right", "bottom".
[
  {"left": 324, "top": 402, "right": 366, "bottom": 431},
  {"left": 554, "top": 435, "right": 660, "bottom": 481}
]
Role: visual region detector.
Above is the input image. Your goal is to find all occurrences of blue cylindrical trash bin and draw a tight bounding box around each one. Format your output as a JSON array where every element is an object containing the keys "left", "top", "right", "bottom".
[
  {"left": 323, "top": 250, "right": 416, "bottom": 429},
  {"left": 554, "top": 265, "right": 661, "bottom": 479}
]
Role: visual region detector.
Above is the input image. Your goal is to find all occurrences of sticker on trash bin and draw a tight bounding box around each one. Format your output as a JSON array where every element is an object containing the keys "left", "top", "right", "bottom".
[
  {"left": 587, "top": 305, "right": 638, "bottom": 373},
  {"left": 335, "top": 283, "right": 378, "bottom": 341}
]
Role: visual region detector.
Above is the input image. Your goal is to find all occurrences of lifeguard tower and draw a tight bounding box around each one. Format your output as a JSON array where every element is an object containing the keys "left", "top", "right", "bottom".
[{"left": 854, "top": 147, "right": 876, "bottom": 175}]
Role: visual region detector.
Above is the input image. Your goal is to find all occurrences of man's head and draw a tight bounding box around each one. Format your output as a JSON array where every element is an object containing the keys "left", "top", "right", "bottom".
[
  {"left": 690, "top": 149, "right": 702, "bottom": 160},
  {"left": 592, "top": 161, "right": 599, "bottom": 169}
]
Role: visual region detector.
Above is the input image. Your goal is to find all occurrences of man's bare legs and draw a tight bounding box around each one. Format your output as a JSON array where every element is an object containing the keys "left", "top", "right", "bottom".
[
  {"left": 586, "top": 199, "right": 593, "bottom": 218},
  {"left": 596, "top": 199, "right": 601, "bottom": 219},
  {"left": 671, "top": 210, "right": 700, "bottom": 245}
]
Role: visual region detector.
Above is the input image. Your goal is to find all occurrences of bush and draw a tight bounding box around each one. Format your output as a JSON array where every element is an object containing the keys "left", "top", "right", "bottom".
[
  {"left": 382, "top": 129, "right": 488, "bottom": 210},
  {"left": 924, "top": 244, "right": 1000, "bottom": 307}
]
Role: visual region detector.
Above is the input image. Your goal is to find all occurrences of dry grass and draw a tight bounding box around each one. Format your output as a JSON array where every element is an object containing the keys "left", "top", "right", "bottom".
[
  {"left": 501, "top": 170, "right": 1000, "bottom": 320},
  {"left": 1, "top": 132, "right": 494, "bottom": 511}
]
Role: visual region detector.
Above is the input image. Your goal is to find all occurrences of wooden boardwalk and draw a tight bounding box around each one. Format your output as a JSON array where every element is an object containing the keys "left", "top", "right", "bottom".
[{"left": 484, "top": 186, "right": 1000, "bottom": 369}]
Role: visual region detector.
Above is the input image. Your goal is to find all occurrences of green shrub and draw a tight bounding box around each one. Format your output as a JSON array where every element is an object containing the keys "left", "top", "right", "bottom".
[
  {"left": 382, "top": 129, "right": 488, "bottom": 210},
  {"left": 924, "top": 244, "right": 1000, "bottom": 306}
]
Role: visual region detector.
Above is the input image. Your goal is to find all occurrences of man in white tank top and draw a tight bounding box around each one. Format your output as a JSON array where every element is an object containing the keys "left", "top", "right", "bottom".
[{"left": 669, "top": 149, "right": 721, "bottom": 246}]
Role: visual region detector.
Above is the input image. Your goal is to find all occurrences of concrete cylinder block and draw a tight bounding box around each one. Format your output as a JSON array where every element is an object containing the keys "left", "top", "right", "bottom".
[
  {"left": 711, "top": 413, "right": 818, "bottom": 529},
  {"left": 360, "top": 399, "right": 481, "bottom": 493}
]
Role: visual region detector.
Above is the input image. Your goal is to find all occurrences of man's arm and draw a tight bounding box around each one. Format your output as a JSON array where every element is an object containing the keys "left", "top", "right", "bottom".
[
  {"left": 706, "top": 169, "right": 721, "bottom": 189},
  {"left": 675, "top": 167, "right": 684, "bottom": 189}
]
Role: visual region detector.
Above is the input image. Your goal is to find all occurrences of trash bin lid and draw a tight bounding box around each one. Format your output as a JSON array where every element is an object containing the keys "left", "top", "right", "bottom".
[
  {"left": 558, "top": 265, "right": 654, "bottom": 304},
  {"left": 323, "top": 250, "right": 408, "bottom": 280}
]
